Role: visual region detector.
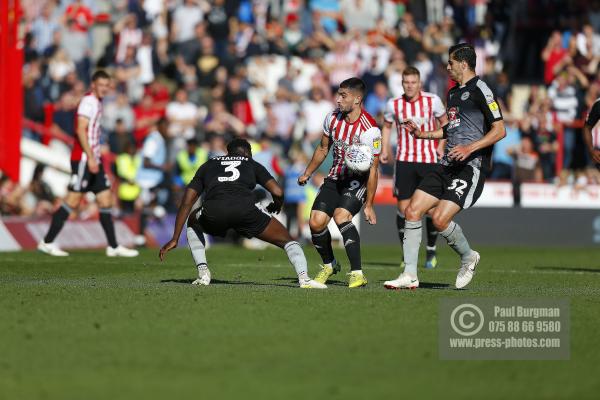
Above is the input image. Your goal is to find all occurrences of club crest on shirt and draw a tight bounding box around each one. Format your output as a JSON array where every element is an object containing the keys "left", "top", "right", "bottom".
[{"left": 461, "top": 92, "right": 470, "bottom": 101}]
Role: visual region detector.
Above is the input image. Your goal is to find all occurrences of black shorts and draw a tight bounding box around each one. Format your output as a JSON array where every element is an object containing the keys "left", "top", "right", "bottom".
[
  {"left": 393, "top": 161, "right": 443, "bottom": 200},
  {"left": 67, "top": 159, "right": 111, "bottom": 194},
  {"left": 418, "top": 164, "right": 485, "bottom": 209},
  {"left": 312, "top": 176, "right": 368, "bottom": 217},
  {"left": 196, "top": 199, "right": 271, "bottom": 239}
]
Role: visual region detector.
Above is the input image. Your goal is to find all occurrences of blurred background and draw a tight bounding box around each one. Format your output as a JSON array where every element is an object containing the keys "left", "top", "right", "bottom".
[{"left": 1, "top": 0, "right": 600, "bottom": 250}]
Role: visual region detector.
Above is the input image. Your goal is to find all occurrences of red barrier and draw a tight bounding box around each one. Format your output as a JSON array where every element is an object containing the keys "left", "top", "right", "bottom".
[
  {"left": 22, "top": 118, "right": 75, "bottom": 145},
  {"left": 42, "top": 103, "right": 55, "bottom": 145},
  {"left": 0, "top": 0, "right": 23, "bottom": 181},
  {"left": 555, "top": 123, "right": 563, "bottom": 176}
]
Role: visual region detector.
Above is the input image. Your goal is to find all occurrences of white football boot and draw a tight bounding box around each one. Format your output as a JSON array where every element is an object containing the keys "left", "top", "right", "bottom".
[
  {"left": 37, "top": 240, "right": 69, "bottom": 256},
  {"left": 192, "top": 267, "right": 211, "bottom": 286},
  {"left": 455, "top": 251, "right": 481, "bottom": 289},
  {"left": 299, "top": 279, "right": 327, "bottom": 289},
  {"left": 383, "top": 272, "right": 419, "bottom": 290},
  {"left": 106, "top": 245, "right": 139, "bottom": 257}
]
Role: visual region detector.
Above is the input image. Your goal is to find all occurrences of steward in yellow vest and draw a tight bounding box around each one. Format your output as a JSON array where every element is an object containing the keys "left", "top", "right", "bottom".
[
  {"left": 176, "top": 139, "right": 208, "bottom": 186},
  {"left": 115, "top": 143, "right": 141, "bottom": 213}
]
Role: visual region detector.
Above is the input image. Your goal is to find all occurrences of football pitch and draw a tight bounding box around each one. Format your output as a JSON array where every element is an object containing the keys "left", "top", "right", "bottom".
[{"left": 1, "top": 245, "right": 599, "bottom": 400}]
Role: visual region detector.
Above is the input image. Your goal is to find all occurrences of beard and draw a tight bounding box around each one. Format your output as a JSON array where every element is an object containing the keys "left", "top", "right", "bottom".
[{"left": 337, "top": 104, "right": 353, "bottom": 115}]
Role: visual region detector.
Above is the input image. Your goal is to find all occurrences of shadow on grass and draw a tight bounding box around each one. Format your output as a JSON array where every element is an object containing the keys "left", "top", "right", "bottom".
[
  {"left": 374, "top": 280, "right": 452, "bottom": 290},
  {"left": 419, "top": 282, "right": 452, "bottom": 289},
  {"left": 362, "top": 261, "right": 401, "bottom": 267},
  {"left": 535, "top": 266, "right": 600, "bottom": 273},
  {"left": 160, "top": 278, "right": 296, "bottom": 288},
  {"left": 273, "top": 277, "right": 347, "bottom": 287}
]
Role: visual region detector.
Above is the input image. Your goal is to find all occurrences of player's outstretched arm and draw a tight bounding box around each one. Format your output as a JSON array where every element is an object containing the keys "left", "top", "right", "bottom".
[
  {"left": 298, "top": 134, "right": 330, "bottom": 185},
  {"left": 405, "top": 120, "right": 445, "bottom": 140},
  {"left": 159, "top": 187, "right": 199, "bottom": 261},
  {"left": 380, "top": 121, "right": 393, "bottom": 164},
  {"left": 436, "top": 114, "right": 449, "bottom": 158},
  {"left": 447, "top": 120, "right": 506, "bottom": 162},
  {"left": 264, "top": 179, "right": 284, "bottom": 214},
  {"left": 363, "top": 157, "right": 379, "bottom": 225}
]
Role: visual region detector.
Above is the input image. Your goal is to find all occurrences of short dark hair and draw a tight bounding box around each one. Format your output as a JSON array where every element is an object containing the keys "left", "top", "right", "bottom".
[
  {"left": 402, "top": 66, "right": 421, "bottom": 78},
  {"left": 226, "top": 138, "right": 252, "bottom": 157},
  {"left": 339, "top": 77, "right": 366, "bottom": 100},
  {"left": 92, "top": 70, "right": 111, "bottom": 81},
  {"left": 449, "top": 43, "right": 476, "bottom": 70}
]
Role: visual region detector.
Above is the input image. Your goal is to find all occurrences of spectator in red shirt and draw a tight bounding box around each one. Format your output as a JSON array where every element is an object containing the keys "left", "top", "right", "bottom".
[
  {"left": 133, "top": 95, "right": 164, "bottom": 144},
  {"left": 144, "top": 80, "right": 171, "bottom": 112},
  {"left": 64, "top": 0, "right": 94, "bottom": 33},
  {"left": 542, "top": 30, "right": 569, "bottom": 85}
]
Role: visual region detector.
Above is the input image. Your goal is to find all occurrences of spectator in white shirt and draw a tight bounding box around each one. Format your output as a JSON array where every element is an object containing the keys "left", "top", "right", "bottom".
[
  {"left": 301, "top": 87, "right": 334, "bottom": 143},
  {"left": 171, "top": 0, "right": 207, "bottom": 44},
  {"left": 166, "top": 88, "right": 200, "bottom": 159}
]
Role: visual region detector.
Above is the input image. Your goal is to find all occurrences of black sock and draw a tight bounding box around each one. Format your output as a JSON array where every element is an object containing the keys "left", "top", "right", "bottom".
[
  {"left": 140, "top": 208, "right": 150, "bottom": 234},
  {"left": 396, "top": 211, "right": 405, "bottom": 243},
  {"left": 425, "top": 215, "right": 438, "bottom": 250},
  {"left": 44, "top": 204, "right": 71, "bottom": 243},
  {"left": 100, "top": 208, "right": 118, "bottom": 248},
  {"left": 338, "top": 221, "right": 361, "bottom": 271},
  {"left": 311, "top": 228, "right": 334, "bottom": 265}
]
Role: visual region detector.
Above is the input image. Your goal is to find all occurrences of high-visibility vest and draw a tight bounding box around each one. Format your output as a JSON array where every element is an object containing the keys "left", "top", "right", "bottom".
[
  {"left": 303, "top": 184, "right": 318, "bottom": 221},
  {"left": 116, "top": 153, "right": 141, "bottom": 201},
  {"left": 250, "top": 140, "right": 261, "bottom": 155},
  {"left": 177, "top": 148, "right": 208, "bottom": 184}
]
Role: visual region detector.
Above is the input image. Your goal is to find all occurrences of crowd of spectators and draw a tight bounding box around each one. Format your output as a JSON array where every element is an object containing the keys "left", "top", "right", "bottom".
[{"left": 4, "top": 0, "right": 600, "bottom": 225}]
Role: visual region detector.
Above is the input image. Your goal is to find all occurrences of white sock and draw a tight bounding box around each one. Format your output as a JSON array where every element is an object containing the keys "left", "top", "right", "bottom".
[
  {"left": 284, "top": 241, "right": 310, "bottom": 282},
  {"left": 440, "top": 221, "right": 473, "bottom": 261},
  {"left": 186, "top": 226, "right": 207, "bottom": 267},
  {"left": 403, "top": 220, "right": 422, "bottom": 276},
  {"left": 197, "top": 263, "right": 208, "bottom": 275}
]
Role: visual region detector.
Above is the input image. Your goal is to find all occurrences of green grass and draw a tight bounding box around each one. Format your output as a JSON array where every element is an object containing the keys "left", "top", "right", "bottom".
[{"left": 1, "top": 245, "right": 600, "bottom": 400}]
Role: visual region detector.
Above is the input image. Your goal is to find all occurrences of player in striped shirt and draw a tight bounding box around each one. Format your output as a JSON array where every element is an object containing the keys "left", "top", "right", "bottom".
[
  {"left": 583, "top": 97, "right": 600, "bottom": 168},
  {"left": 298, "top": 78, "right": 381, "bottom": 288},
  {"left": 38, "top": 71, "right": 139, "bottom": 257},
  {"left": 381, "top": 66, "right": 448, "bottom": 269}
]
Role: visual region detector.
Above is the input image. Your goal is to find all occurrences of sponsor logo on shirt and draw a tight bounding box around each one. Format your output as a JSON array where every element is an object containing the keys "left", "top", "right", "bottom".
[{"left": 448, "top": 106, "right": 461, "bottom": 129}]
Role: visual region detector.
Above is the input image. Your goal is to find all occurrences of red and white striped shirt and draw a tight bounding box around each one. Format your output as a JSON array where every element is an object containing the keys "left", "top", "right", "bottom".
[
  {"left": 384, "top": 91, "right": 446, "bottom": 163},
  {"left": 323, "top": 109, "right": 380, "bottom": 180},
  {"left": 71, "top": 92, "right": 103, "bottom": 163}
]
